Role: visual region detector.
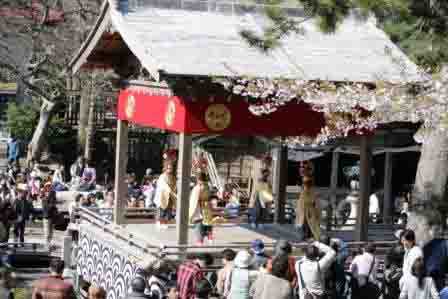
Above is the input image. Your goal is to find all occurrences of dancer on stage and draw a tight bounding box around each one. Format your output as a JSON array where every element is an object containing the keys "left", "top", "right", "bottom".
[
  {"left": 154, "top": 153, "right": 177, "bottom": 230},
  {"left": 296, "top": 160, "right": 321, "bottom": 240},
  {"left": 189, "top": 172, "right": 214, "bottom": 245},
  {"left": 249, "top": 168, "right": 273, "bottom": 229}
]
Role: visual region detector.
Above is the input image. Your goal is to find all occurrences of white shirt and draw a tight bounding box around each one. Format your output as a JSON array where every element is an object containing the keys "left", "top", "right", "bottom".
[
  {"left": 153, "top": 173, "right": 173, "bottom": 208},
  {"left": 52, "top": 169, "right": 64, "bottom": 184},
  {"left": 350, "top": 252, "right": 378, "bottom": 285},
  {"left": 399, "top": 276, "right": 439, "bottom": 299},
  {"left": 403, "top": 246, "right": 424, "bottom": 278},
  {"left": 295, "top": 242, "right": 336, "bottom": 298},
  {"left": 369, "top": 193, "right": 380, "bottom": 215}
]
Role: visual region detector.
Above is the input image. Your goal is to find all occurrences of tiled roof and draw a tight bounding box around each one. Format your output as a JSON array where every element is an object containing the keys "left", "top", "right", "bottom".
[{"left": 107, "top": 0, "right": 421, "bottom": 83}]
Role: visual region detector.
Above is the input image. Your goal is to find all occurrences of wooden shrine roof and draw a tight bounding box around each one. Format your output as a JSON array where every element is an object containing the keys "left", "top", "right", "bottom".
[{"left": 69, "top": 0, "right": 421, "bottom": 83}]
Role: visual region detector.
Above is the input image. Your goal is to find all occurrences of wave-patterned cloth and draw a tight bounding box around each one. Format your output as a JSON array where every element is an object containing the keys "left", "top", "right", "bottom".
[{"left": 77, "top": 228, "right": 141, "bottom": 299}]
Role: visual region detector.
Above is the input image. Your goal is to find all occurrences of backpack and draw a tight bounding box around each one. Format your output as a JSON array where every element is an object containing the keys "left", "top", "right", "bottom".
[{"left": 149, "top": 280, "right": 166, "bottom": 299}]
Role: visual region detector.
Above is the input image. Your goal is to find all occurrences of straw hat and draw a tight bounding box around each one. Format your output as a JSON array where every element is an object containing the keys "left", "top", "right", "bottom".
[{"left": 234, "top": 250, "right": 252, "bottom": 269}]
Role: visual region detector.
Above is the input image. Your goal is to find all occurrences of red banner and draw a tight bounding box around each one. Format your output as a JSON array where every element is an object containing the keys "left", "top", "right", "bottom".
[{"left": 118, "top": 86, "right": 325, "bottom": 136}]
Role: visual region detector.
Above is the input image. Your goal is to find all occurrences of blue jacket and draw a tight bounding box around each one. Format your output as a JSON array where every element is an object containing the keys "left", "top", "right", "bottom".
[
  {"left": 7, "top": 140, "right": 18, "bottom": 161},
  {"left": 424, "top": 238, "right": 448, "bottom": 291}
]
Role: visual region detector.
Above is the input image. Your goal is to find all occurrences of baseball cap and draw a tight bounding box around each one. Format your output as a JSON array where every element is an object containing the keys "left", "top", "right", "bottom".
[{"left": 251, "top": 239, "right": 265, "bottom": 255}]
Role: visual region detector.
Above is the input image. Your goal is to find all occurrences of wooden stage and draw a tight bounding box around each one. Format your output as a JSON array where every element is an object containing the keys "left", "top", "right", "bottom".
[{"left": 122, "top": 222, "right": 397, "bottom": 252}]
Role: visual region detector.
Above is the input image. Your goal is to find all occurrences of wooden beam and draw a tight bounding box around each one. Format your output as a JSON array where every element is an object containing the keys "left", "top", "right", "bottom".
[
  {"left": 383, "top": 152, "right": 393, "bottom": 224},
  {"left": 176, "top": 133, "right": 193, "bottom": 246},
  {"left": 113, "top": 120, "right": 129, "bottom": 225},
  {"left": 356, "top": 136, "right": 372, "bottom": 241},
  {"left": 273, "top": 146, "right": 288, "bottom": 224}
]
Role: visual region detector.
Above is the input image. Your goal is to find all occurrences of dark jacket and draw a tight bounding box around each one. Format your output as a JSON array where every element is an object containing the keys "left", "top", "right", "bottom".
[
  {"left": 126, "top": 291, "right": 152, "bottom": 299},
  {"left": 424, "top": 238, "right": 448, "bottom": 291},
  {"left": 42, "top": 198, "right": 57, "bottom": 220},
  {"left": 14, "top": 198, "right": 32, "bottom": 223}
]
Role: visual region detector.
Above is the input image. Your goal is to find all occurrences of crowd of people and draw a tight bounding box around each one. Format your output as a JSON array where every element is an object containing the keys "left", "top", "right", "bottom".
[
  {"left": 15, "top": 230, "right": 432, "bottom": 299},
  {"left": 0, "top": 159, "right": 61, "bottom": 248},
  {"left": 0, "top": 228, "right": 444, "bottom": 299},
  {"left": 98, "top": 228, "right": 445, "bottom": 299},
  {"left": 1, "top": 144, "right": 446, "bottom": 299}
]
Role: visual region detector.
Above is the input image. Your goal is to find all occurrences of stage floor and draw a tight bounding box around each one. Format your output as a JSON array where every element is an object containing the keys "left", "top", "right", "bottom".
[
  {"left": 125, "top": 223, "right": 303, "bottom": 249},
  {"left": 123, "top": 222, "right": 396, "bottom": 252}
]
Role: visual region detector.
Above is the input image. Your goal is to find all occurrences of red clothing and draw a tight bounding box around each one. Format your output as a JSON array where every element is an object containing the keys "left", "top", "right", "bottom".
[
  {"left": 32, "top": 275, "right": 76, "bottom": 299},
  {"left": 177, "top": 261, "right": 204, "bottom": 299},
  {"left": 287, "top": 256, "right": 297, "bottom": 288}
]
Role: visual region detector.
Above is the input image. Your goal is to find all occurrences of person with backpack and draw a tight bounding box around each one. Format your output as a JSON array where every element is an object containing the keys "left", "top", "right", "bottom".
[
  {"left": 383, "top": 230, "right": 405, "bottom": 299},
  {"left": 349, "top": 243, "right": 380, "bottom": 299},
  {"left": 399, "top": 258, "right": 439, "bottom": 299},
  {"left": 295, "top": 240, "right": 336, "bottom": 299}
]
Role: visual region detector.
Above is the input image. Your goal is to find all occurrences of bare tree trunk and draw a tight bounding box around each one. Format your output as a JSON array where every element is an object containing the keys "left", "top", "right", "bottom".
[
  {"left": 410, "top": 130, "right": 448, "bottom": 245},
  {"left": 27, "top": 99, "right": 56, "bottom": 163},
  {"left": 414, "top": 130, "right": 448, "bottom": 201}
]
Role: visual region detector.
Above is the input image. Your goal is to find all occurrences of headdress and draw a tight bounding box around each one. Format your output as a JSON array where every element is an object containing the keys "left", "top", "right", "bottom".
[
  {"left": 192, "top": 152, "right": 208, "bottom": 175},
  {"left": 163, "top": 149, "right": 178, "bottom": 162},
  {"left": 260, "top": 154, "right": 272, "bottom": 170},
  {"left": 299, "top": 160, "right": 314, "bottom": 187}
]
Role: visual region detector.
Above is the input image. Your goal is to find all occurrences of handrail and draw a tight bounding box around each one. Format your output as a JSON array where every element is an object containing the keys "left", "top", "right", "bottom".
[{"left": 75, "top": 207, "right": 161, "bottom": 256}]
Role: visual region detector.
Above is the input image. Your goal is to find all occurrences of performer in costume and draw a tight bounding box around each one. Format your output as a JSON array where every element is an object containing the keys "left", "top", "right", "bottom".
[
  {"left": 249, "top": 168, "right": 273, "bottom": 229},
  {"left": 154, "top": 155, "right": 177, "bottom": 230},
  {"left": 296, "top": 161, "right": 320, "bottom": 240},
  {"left": 189, "top": 172, "right": 214, "bottom": 245}
]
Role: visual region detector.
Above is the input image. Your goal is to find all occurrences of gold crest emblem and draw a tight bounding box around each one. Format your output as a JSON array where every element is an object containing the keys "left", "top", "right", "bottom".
[
  {"left": 165, "top": 100, "right": 176, "bottom": 127},
  {"left": 205, "top": 104, "right": 232, "bottom": 131},
  {"left": 125, "top": 95, "right": 136, "bottom": 118}
]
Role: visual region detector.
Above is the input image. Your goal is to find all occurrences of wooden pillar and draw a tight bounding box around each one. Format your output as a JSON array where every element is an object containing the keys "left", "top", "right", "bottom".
[
  {"left": 176, "top": 133, "right": 193, "bottom": 246},
  {"left": 328, "top": 151, "right": 340, "bottom": 231},
  {"left": 84, "top": 95, "right": 95, "bottom": 161},
  {"left": 273, "top": 146, "right": 288, "bottom": 224},
  {"left": 383, "top": 152, "right": 393, "bottom": 224},
  {"left": 113, "top": 120, "right": 128, "bottom": 225},
  {"left": 356, "top": 136, "right": 372, "bottom": 241}
]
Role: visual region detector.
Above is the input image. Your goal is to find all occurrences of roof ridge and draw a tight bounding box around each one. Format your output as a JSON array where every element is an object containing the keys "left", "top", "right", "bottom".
[{"left": 126, "top": 0, "right": 306, "bottom": 17}]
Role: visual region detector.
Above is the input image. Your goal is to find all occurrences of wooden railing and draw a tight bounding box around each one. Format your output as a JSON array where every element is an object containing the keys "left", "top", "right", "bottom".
[{"left": 74, "top": 206, "right": 398, "bottom": 256}]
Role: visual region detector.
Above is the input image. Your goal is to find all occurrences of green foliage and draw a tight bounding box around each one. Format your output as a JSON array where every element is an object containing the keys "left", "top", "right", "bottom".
[
  {"left": 6, "top": 102, "right": 76, "bottom": 147},
  {"left": 248, "top": 0, "right": 448, "bottom": 71},
  {"left": 6, "top": 102, "right": 39, "bottom": 141}
]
